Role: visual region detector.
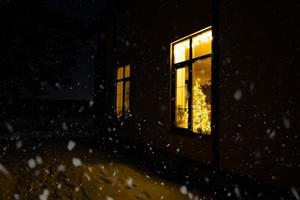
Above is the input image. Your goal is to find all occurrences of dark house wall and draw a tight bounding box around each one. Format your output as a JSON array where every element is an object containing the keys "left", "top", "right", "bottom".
[
  {"left": 95, "top": 0, "right": 300, "bottom": 189},
  {"left": 219, "top": 0, "right": 300, "bottom": 188},
  {"left": 96, "top": 0, "right": 213, "bottom": 163}
]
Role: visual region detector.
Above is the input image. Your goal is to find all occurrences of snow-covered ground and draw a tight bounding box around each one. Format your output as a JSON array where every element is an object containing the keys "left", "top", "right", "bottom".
[{"left": 0, "top": 139, "right": 212, "bottom": 200}]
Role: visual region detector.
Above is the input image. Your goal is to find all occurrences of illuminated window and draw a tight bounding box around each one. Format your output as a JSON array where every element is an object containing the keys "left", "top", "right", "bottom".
[
  {"left": 175, "top": 66, "right": 189, "bottom": 128},
  {"left": 115, "top": 64, "right": 130, "bottom": 117},
  {"left": 171, "top": 27, "right": 212, "bottom": 135}
]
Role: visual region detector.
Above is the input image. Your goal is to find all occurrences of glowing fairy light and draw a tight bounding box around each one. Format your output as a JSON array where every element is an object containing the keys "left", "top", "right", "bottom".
[
  {"left": 192, "top": 30, "right": 212, "bottom": 45},
  {"left": 192, "top": 78, "right": 211, "bottom": 134},
  {"left": 174, "top": 40, "right": 189, "bottom": 63},
  {"left": 177, "top": 78, "right": 211, "bottom": 134}
]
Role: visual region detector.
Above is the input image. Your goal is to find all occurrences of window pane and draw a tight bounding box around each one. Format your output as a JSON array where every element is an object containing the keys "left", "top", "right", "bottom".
[
  {"left": 175, "top": 67, "right": 189, "bottom": 128},
  {"left": 124, "top": 64, "right": 130, "bottom": 78},
  {"left": 116, "top": 81, "right": 123, "bottom": 115},
  {"left": 192, "top": 30, "right": 212, "bottom": 58},
  {"left": 117, "top": 67, "right": 123, "bottom": 80},
  {"left": 192, "top": 58, "right": 211, "bottom": 134},
  {"left": 173, "top": 39, "right": 190, "bottom": 64},
  {"left": 124, "top": 81, "right": 130, "bottom": 112}
]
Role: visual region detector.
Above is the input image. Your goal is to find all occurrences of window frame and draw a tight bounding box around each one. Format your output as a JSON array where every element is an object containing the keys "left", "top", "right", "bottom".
[
  {"left": 170, "top": 26, "right": 212, "bottom": 136},
  {"left": 114, "top": 64, "right": 131, "bottom": 118}
]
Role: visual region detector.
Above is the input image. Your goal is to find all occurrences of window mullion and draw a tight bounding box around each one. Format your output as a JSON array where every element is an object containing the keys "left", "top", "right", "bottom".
[
  {"left": 188, "top": 38, "right": 193, "bottom": 132},
  {"left": 122, "top": 67, "right": 125, "bottom": 116},
  {"left": 191, "top": 54, "right": 212, "bottom": 63}
]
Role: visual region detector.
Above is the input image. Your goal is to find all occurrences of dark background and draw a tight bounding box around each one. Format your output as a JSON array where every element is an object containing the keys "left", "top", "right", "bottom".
[
  {"left": 0, "top": 0, "right": 110, "bottom": 102},
  {"left": 1, "top": 0, "right": 300, "bottom": 198}
]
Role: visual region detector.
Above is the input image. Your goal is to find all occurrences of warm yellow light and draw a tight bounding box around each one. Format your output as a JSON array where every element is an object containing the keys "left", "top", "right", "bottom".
[
  {"left": 192, "top": 78, "right": 211, "bottom": 134},
  {"left": 124, "top": 64, "right": 130, "bottom": 78},
  {"left": 117, "top": 67, "right": 123, "bottom": 80},
  {"left": 175, "top": 67, "right": 189, "bottom": 128},
  {"left": 116, "top": 82, "right": 123, "bottom": 115},
  {"left": 172, "top": 27, "right": 212, "bottom": 133},
  {"left": 176, "top": 77, "right": 211, "bottom": 134},
  {"left": 174, "top": 40, "right": 189, "bottom": 64},
  {"left": 192, "top": 30, "right": 212, "bottom": 45},
  {"left": 192, "top": 30, "right": 212, "bottom": 58}
]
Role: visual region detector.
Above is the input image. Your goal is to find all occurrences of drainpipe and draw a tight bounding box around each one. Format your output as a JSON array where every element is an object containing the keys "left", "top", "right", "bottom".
[{"left": 212, "top": 0, "right": 220, "bottom": 169}]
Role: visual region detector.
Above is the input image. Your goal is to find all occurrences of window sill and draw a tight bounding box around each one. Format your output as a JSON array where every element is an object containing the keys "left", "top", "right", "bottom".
[{"left": 170, "top": 127, "right": 211, "bottom": 140}]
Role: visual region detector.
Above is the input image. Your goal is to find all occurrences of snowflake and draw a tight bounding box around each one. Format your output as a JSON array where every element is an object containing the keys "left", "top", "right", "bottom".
[
  {"left": 106, "top": 196, "right": 114, "bottom": 200},
  {"left": 28, "top": 158, "right": 36, "bottom": 169},
  {"left": 283, "top": 116, "right": 290, "bottom": 129},
  {"left": 234, "top": 186, "right": 241, "bottom": 199},
  {"left": 72, "top": 158, "right": 82, "bottom": 167},
  {"left": 57, "top": 164, "right": 65, "bottom": 172},
  {"left": 291, "top": 187, "right": 300, "bottom": 200},
  {"left": 36, "top": 156, "right": 43, "bottom": 165},
  {"left": 126, "top": 177, "right": 134, "bottom": 188},
  {"left": 67, "top": 140, "right": 76, "bottom": 151},
  {"left": 0, "top": 163, "right": 9, "bottom": 175},
  {"left": 234, "top": 89, "right": 242, "bottom": 101},
  {"left": 5, "top": 122, "right": 14, "bottom": 133},
  {"left": 62, "top": 122, "right": 68, "bottom": 131},
  {"left": 16, "top": 141, "right": 23, "bottom": 149},
  {"left": 38, "top": 189, "right": 49, "bottom": 200},
  {"left": 180, "top": 185, "right": 187, "bottom": 195},
  {"left": 89, "top": 100, "right": 94, "bottom": 107}
]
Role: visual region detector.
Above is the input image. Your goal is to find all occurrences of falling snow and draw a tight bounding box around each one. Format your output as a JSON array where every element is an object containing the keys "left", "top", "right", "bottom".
[
  {"left": 39, "top": 189, "right": 49, "bottom": 200},
  {"left": 67, "top": 140, "right": 76, "bottom": 151},
  {"left": 106, "top": 196, "right": 114, "bottom": 200},
  {"left": 0, "top": 163, "right": 9, "bottom": 175},
  {"left": 5, "top": 122, "right": 14, "bottom": 133},
  {"left": 126, "top": 177, "right": 134, "bottom": 188},
  {"left": 16, "top": 141, "right": 23, "bottom": 149},
  {"left": 233, "top": 89, "right": 242, "bottom": 101},
  {"left": 36, "top": 156, "right": 43, "bottom": 165},
  {"left": 57, "top": 164, "right": 66, "bottom": 172},
  {"left": 72, "top": 158, "right": 82, "bottom": 167},
  {"left": 62, "top": 122, "right": 68, "bottom": 131},
  {"left": 291, "top": 187, "right": 300, "bottom": 200},
  {"left": 234, "top": 186, "right": 241, "bottom": 199},
  {"left": 283, "top": 116, "right": 291, "bottom": 129},
  {"left": 28, "top": 158, "right": 37, "bottom": 169},
  {"left": 180, "top": 185, "right": 188, "bottom": 195}
]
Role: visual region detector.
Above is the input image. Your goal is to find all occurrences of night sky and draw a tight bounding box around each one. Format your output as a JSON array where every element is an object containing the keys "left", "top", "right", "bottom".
[
  {"left": 46, "top": 0, "right": 109, "bottom": 24},
  {"left": 43, "top": 0, "right": 110, "bottom": 100}
]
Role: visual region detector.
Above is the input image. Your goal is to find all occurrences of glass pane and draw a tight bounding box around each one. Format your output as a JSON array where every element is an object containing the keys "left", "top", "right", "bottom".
[
  {"left": 192, "top": 58, "right": 211, "bottom": 134},
  {"left": 175, "top": 67, "right": 189, "bottom": 128},
  {"left": 117, "top": 67, "right": 123, "bottom": 80},
  {"left": 116, "top": 81, "right": 123, "bottom": 116},
  {"left": 173, "top": 39, "right": 190, "bottom": 64},
  {"left": 192, "top": 30, "right": 212, "bottom": 58},
  {"left": 124, "top": 64, "right": 130, "bottom": 78},
  {"left": 124, "top": 81, "right": 130, "bottom": 112}
]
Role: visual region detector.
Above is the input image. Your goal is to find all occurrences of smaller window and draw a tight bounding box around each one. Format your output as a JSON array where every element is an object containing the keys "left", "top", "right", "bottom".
[
  {"left": 124, "top": 64, "right": 130, "bottom": 78},
  {"left": 115, "top": 64, "right": 131, "bottom": 117},
  {"left": 117, "top": 67, "right": 124, "bottom": 80}
]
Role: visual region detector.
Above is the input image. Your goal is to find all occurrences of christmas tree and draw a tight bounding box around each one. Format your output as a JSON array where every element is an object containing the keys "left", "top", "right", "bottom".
[{"left": 192, "top": 78, "right": 211, "bottom": 134}]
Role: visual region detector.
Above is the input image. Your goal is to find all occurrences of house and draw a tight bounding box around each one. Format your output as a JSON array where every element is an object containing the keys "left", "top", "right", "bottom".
[{"left": 95, "top": 0, "right": 300, "bottom": 192}]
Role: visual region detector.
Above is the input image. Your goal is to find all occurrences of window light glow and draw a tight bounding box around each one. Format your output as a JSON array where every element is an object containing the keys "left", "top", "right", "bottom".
[
  {"left": 175, "top": 67, "right": 189, "bottom": 128},
  {"left": 192, "top": 30, "right": 212, "bottom": 58},
  {"left": 174, "top": 39, "right": 190, "bottom": 64},
  {"left": 172, "top": 27, "right": 212, "bottom": 135},
  {"left": 192, "top": 78, "right": 211, "bottom": 134},
  {"left": 115, "top": 65, "right": 131, "bottom": 117},
  {"left": 193, "top": 30, "right": 212, "bottom": 44}
]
